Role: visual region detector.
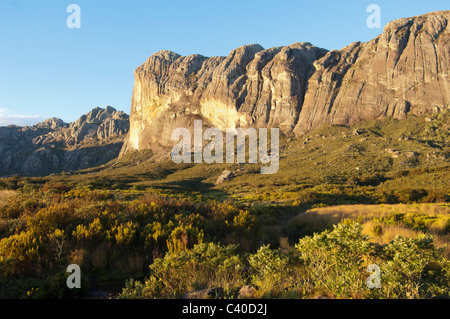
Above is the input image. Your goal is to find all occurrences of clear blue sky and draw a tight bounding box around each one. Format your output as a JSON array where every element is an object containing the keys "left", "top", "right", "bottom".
[{"left": 0, "top": 0, "right": 448, "bottom": 126}]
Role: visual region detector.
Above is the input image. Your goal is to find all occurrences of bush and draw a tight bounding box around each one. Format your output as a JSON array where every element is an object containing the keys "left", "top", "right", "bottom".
[
  {"left": 248, "top": 245, "right": 294, "bottom": 297},
  {"left": 27, "top": 204, "right": 73, "bottom": 237},
  {"left": 119, "top": 242, "right": 245, "bottom": 299},
  {"left": 1, "top": 173, "right": 448, "bottom": 299},
  {"left": 295, "top": 221, "right": 374, "bottom": 298},
  {"left": 109, "top": 221, "right": 138, "bottom": 246},
  {"left": 381, "top": 235, "right": 450, "bottom": 298},
  {"left": 72, "top": 218, "right": 104, "bottom": 241},
  {"left": 0, "top": 231, "right": 41, "bottom": 276}
]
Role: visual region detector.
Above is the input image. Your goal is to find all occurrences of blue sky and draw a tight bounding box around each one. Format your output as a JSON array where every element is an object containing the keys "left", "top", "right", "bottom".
[{"left": 0, "top": 0, "right": 448, "bottom": 126}]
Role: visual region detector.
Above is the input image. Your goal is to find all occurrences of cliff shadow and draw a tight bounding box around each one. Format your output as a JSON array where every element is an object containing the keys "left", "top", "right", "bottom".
[{"left": 151, "top": 177, "right": 229, "bottom": 198}]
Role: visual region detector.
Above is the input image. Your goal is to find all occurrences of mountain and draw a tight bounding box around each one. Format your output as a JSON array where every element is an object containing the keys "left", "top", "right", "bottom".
[
  {"left": 0, "top": 106, "right": 129, "bottom": 176},
  {"left": 121, "top": 10, "right": 449, "bottom": 155}
]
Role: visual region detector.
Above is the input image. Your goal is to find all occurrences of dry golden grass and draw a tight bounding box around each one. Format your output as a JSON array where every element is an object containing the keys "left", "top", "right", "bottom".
[
  {"left": 362, "top": 220, "right": 424, "bottom": 244},
  {"left": 289, "top": 204, "right": 391, "bottom": 233},
  {"left": 0, "top": 190, "right": 17, "bottom": 202},
  {"left": 288, "top": 203, "right": 450, "bottom": 256},
  {"left": 290, "top": 203, "right": 450, "bottom": 230},
  {"left": 362, "top": 219, "right": 450, "bottom": 258}
]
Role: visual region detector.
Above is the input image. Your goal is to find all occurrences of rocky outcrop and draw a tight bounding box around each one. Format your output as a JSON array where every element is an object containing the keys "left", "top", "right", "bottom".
[
  {"left": 122, "top": 11, "right": 449, "bottom": 155},
  {"left": 31, "top": 106, "right": 129, "bottom": 147},
  {"left": 215, "top": 170, "right": 235, "bottom": 185},
  {"left": 294, "top": 11, "right": 450, "bottom": 135},
  {"left": 0, "top": 106, "right": 129, "bottom": 176},
  {"left": 123, "top": 42, "right": 328, "bottom": 153}
]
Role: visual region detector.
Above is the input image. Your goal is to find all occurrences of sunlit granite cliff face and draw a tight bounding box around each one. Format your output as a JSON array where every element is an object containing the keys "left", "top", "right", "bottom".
[{"left": 122, "top": 11, "right": 449, "bottom": 155}]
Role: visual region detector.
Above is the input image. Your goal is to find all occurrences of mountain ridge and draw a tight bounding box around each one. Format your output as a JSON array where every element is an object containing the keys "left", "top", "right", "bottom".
[
  {"left": 121, "top": 10, "right": 449, "bottom": 155},
  {"left": 1, "top": 11, "right": 448, "bottom": 176},
  {"left": 0, "top": 106, "right": 129, "bottom": 176}
]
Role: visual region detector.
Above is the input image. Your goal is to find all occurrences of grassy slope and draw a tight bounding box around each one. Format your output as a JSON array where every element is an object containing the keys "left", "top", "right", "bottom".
[
  {"left": 35, "top": 110, "right": 449, "bottom": 247},
  {"left": 41, "top": 110, "right": 449, "bottom": 203}
]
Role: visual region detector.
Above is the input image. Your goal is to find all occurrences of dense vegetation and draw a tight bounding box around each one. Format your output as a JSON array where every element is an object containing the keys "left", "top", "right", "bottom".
[
  {"left": 0, "top": 185, "right": 259, "bottom": 298},
  {"left": 120, "top": 222, "right": 450, "bottom": 299},
  {"left": 0, "top": 111, "right": 448, "bottom": 298}
]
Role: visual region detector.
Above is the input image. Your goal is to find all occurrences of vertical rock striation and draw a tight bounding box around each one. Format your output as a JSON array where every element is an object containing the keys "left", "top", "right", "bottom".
[{"left": 122, "top": 11, "right": 449, "bottom": 154}]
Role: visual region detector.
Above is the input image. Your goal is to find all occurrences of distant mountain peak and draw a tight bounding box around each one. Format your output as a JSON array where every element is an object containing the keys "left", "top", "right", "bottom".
[
  {"left": 35, "top": 117, "right": 67, "bottom": 129},
  {"left": 0, "top": 106, "right": 129, "bottom": 176}
]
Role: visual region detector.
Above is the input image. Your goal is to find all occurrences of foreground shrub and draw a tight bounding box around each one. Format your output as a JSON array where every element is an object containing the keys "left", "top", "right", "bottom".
[
  {"left": 295, "top": 221, "right": 450, "bottom": 298},
  {"left": 295, "top": 221, "right": 374, "bottom": 298},
  {"left": 120, "top": 220, "right": 450, "bottom": 299},
  {"left": 381, "top": 235, "right": 450, "bottom": 298},
  {"left": 248, "top": 245, "right": 295, "bottom": 297},
  {"left": 0, "top": 231, "right": 41, "bottom": 277},
  {"left": 119, "top": 242, "right": 245, "bottom": 299}
]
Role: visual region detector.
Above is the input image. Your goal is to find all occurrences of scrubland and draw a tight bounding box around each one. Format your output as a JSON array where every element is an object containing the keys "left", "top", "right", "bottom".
[{"left": 0, "top": 111, "right": 449, "bottom": 298}]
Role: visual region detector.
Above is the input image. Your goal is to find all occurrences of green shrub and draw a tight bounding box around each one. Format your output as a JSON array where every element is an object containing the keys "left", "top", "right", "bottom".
[
  {"left": 381, "top": 235, "right": 450, "bottom": 298},
  {"left": 119, "top": 242, "right": 245, "bottom": 299},
  {"left": 295, "top": 221, "right": 374, "bottom": 298},
  {"left": 0, "top": 231, "right": 41, "bottom": 276},
  {"left": 248, "top": 245, "right": 294, "bottom": 297}
]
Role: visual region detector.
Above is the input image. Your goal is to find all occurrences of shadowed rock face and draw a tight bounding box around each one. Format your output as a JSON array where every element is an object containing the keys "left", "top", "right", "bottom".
[
  {"left": 0, "top": 106, "right": 129, "bottom": 176},
  {"left": 122, "top": 11, "right": 449, "bottom": 155}
]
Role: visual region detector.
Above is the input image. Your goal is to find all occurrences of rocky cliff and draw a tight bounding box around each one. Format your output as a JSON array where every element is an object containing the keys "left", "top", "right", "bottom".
[
  {"left": 122, "top": 10, "right": 449, "bottom": 155},
  {"left": 294, "top": 11, "right": 449, "bottom": 135},
  {"left": 0, "top": 106, "right": 129, "bottom": 176}
]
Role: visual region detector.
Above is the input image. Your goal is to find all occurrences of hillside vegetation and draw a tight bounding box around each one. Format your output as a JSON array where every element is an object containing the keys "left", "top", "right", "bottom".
[{"left": 0, "top": 111, "right": 448, "bottom": 298}]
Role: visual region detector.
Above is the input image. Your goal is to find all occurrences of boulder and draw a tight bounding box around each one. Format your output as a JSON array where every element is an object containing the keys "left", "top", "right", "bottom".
[
  {"left": 215, "top": 170, "right": 235, "bottom": 185},
  {"left": 237, "top": 285, "right": 257, "bottom": 299}
]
